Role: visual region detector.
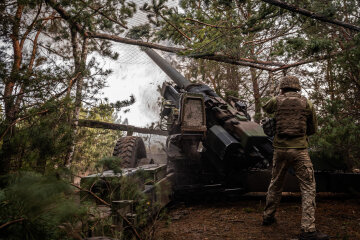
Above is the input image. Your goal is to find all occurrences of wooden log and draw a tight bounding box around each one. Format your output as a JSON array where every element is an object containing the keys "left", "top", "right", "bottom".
[{"left": 78, "top": 119, "right": 168, "bottom": 136}]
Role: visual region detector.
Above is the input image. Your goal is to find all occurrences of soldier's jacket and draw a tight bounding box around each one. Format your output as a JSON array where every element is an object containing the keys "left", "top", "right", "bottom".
[{"left": 262, "top": 94, "right": 317, "bottom": 148}]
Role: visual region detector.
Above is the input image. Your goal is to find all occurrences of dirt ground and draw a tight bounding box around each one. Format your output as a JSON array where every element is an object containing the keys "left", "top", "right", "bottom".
[{"left": 155, "top": 194, "right": 360, "bottom": 240}]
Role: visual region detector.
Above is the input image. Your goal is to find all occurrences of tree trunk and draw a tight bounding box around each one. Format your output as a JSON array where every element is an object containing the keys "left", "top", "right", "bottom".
[
  {"left": 225, "top": 65, "right": 240, "bottom": 96},
  {"left": 326, "top": 59, "right": 335, "bottom": 102},
  {"left": 250, "top": 67, "right": 261, "bottom": 123},
  {"left": 64, "top": 30, "right": 88, "bottom": 167},
  {"left": 0, "top": 4, "right": 24, "bottom": 175},
  {"left": 36, "top": 155, "right": 47, "bottom": 174}
]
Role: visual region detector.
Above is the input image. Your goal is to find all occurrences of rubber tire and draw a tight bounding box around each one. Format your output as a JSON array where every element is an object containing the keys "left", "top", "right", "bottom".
[{"left": 113, "top": 136, "right": 147, "bottom": 168}]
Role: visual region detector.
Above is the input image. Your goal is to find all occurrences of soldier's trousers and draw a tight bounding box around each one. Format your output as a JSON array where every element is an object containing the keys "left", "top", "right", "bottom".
[{"left": 263, "top": 148, "right": 316, "bottom": 232}]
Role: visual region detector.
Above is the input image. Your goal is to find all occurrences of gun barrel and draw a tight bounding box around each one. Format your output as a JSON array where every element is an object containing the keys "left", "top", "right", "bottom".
[
  {"left": 162, "top": 84, "right": 180, "bottom": 108},
  {"left": 143, "top": 48, "right": 191, "bottom": 89}
]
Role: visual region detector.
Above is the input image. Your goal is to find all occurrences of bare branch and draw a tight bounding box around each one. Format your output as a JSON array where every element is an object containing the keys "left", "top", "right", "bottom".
[
  {"left": 70, "top": 183, "right": 110, "bottom": 206},
  {"left": 0, "top": 218, "right": 25, "bottom": 229},
  {"left": 160, "top": 13, "right": 191, "bottom": 41},
  {"left": 19, "top": 3, "right": 42, "bottom": 50},
  {"left": 0, "top": 109, "right": 49, "bottom": 141},
  {"left": 185, "top": 18, "right": 227, "bottom": 28},
  {"left": 27, "top": 24, "right": 45, "bottom": 72},
  {"left": 78, "top": 0, "right": 128, "bottom": 29},
  {"left": 118, "top": 213, "right": 143, "bottom": 240},
  {"left": 38, "top": 42, "right": 72, "bottom": 60},
  {"left": 271, "top": 48, "right": 352, "bottom": 72},
  {"left": 55, "top": 72, "right": 82, "bottom": 99},
  {"left": 185, "top": 18, "right": 244, "bottom": 29},
  {"left": 243, "top": 29, "right": 297, "bottom": 46},
  {"left": 261, "top": 0, "right": 360, "bottom": 32}
]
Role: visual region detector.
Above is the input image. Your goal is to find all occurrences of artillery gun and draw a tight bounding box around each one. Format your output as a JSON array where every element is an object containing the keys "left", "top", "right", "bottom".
[
  {"left": 100, "top": 47, "right": 274, "bottom": 202},
  {"left": 142, "top": 47, "right": 273, "bottom": 195}
]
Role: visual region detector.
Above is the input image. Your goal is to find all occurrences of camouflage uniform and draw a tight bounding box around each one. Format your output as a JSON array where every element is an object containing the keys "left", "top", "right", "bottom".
[
  {"left": 264, "top": 149, "right": 316, "bottom": 232},
  {"left": 262, "top": 76, "right": 318, "bottom": 233}
]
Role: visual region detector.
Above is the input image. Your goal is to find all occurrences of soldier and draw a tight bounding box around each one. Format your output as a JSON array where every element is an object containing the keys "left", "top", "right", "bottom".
[{"left": 261, "top": 76, "right": 329, "bottom": 240}]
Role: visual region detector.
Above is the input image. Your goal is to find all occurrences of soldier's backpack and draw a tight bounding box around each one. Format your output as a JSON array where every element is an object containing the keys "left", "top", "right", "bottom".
[{"left": 275, "top": 92, "right": 309, "bottom": 137}]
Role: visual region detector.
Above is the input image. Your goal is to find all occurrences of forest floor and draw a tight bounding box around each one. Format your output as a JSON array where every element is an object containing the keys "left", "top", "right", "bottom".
[{"left": 154, "top": 193, "right": 360, "bottom": 240}]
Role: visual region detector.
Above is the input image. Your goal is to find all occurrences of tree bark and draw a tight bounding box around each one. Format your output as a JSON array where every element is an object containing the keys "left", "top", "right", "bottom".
[
  {"left": 250, "top": 68, "right": 261, "bottom": 123},
  {"left": 326, "top": 59, "right": 335, "bottom": 102},
  {"left": 64, "top": 29, "right": 88, "bottom": 167},
  {"left": 225, "top": 65, "right": 240, "bottom": 95},
  {"left": 0, "top": 4, "right": 24, "bottom": 175}
]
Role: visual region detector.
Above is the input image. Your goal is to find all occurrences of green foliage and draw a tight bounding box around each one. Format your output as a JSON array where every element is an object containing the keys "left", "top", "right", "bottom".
[
  {"left": 0, "top": 99, "right": 73, "bottom": 173},
  {"left": 310, "top": 100, "right": 360, "bottom": 170},
  {"left": 306, "top": 38, "right": 335, "bottom": 55},
  {"left": 95, "top": 156, "right": 123, "bottom": 174},
  {"left": 286, "top": 37, "right": 306, "bottom": 52},
  {"left": 0, "top": 172, "right": 89, "bottom": 240},
  {"left": 0, "top": 0, "right": 141, "bottom": 173},
  {"left": 72, "top": 106, "right": 123, "bottom": 173},
  {"left": 0, "top": 169, "right": 156, "bottom": 240},
  {"left": 82, "top": 158, "right": 151, "bottom": 204},
  {"left": 81, "top": 159, "right": 155, "bottom": 236},
  {"left": 281, "top": 36, "right": 336, "bottom": 59},
  {"left": 126, "top": 24, "right": 152, "bottom": 40}
]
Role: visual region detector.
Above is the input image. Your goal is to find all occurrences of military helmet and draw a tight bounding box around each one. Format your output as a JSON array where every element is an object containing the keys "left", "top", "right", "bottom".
[{"left": 279, "top": 75, "right": 301, "bottom": 91}]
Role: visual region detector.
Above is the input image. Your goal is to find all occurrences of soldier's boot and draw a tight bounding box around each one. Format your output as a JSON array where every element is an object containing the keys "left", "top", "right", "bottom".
[
  {"left": 262, "top": 216, "right": 277, "bottom": 226},
  {"left": 298, "top": 231, "right": 329, "bottom": 240}
]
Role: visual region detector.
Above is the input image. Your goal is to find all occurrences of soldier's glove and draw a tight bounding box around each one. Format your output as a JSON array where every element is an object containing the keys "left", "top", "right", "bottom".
[{"left": 261, "top": 117, "right": 276, "bottom": 137}]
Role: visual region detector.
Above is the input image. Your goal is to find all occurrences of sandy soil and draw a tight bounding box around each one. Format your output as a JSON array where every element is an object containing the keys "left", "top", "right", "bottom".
[{"left": 155, "top": 194, "right": 360, "bottom": 240}]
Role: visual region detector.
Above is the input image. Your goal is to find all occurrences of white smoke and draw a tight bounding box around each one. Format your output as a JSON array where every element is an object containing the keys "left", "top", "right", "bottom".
[{"left": 101, "top": 0, "right": 179, "bottom": 127}]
